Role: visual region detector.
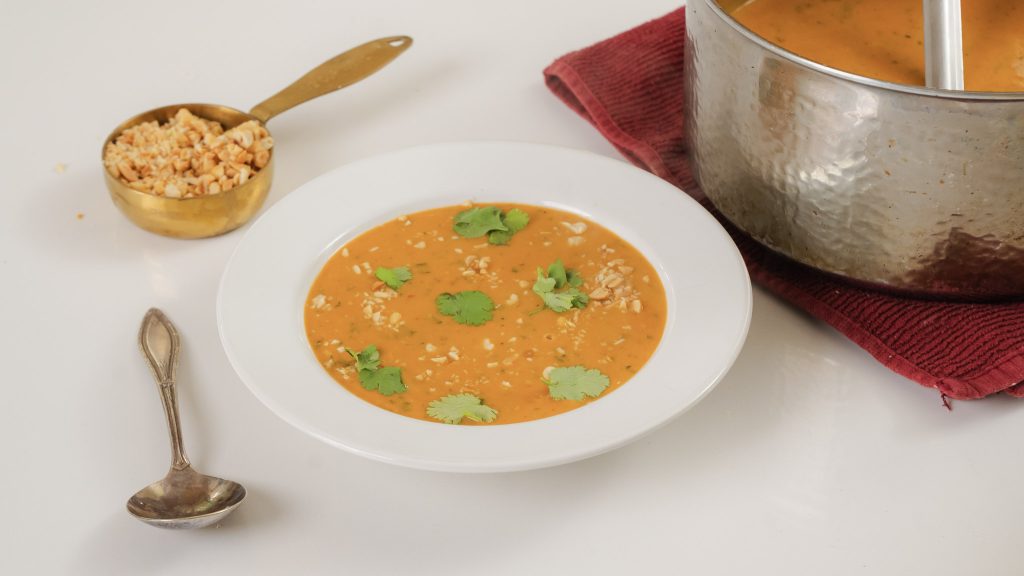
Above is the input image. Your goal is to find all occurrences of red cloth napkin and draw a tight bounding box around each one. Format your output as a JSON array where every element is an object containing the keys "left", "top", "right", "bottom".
[{"left": 544, "top": 8, "right": 1024, "bottom": 401}]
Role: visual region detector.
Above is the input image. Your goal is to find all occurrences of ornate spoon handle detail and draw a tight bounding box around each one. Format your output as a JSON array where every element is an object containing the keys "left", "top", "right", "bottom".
[{"left": 138, "top": 308, "right": 190, "bottom": 471}]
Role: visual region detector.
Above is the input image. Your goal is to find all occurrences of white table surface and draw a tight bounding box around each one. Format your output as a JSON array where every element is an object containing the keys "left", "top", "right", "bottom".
[{"left": 3, "top": 1, "right": 1022, "bottom": 574}]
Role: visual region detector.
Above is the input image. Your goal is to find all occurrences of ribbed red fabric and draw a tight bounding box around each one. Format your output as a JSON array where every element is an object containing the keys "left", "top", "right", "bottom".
[{"left": 544, "top": 8, "right": 1024, "bottom": 401}]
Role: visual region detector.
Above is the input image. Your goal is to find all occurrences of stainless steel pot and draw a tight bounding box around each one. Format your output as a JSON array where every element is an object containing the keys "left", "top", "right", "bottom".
[{"left": 684, "top": 0, "right": 1024, "bottom": 299}]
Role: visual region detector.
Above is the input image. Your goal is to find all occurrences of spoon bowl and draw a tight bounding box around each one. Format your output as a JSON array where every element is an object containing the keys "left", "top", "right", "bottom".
[{"left": 128, "top": 468, "right": 246, "bottom": 529}]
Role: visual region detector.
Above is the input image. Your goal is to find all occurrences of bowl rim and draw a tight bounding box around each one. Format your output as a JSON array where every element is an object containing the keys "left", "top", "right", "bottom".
[{"left": 700, "top": 0, "right": 1024, "bottom": 101}]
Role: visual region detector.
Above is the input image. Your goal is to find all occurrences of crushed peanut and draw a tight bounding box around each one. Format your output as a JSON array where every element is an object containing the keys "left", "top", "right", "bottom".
[
  {"left": 590, "top": 257, "right": 644, "bottom": 314},
  {"left": 460, "top": 254, "right": 494, "bottom": 280},
  {"left": 561, "top": 221, "right": 588, "bottom": 235},
  {"left": 103, "top": 108, "right": 273, "bottom": 198},
  {"left": 359, "top": 288, "right": 401, "bottom": 331}
]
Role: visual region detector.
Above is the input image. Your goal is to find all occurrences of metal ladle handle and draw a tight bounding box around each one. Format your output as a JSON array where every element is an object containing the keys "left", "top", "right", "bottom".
[
  {"left": 249, "top": 35, "right": 413, "bottom": 123},
  {"left": 923, "top": 0, "right": 964, "bottom": 90},
  {"left": 138, "top": 308, "right": 191, "bottom": 471}
]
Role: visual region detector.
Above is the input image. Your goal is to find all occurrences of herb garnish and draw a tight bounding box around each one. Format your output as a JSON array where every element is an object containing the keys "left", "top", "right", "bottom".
[
  {"left": 344, "top": 345, "right": 406, "bottom": 396},
  {"left": 427, "top": 393, "right": 499, "bottom": 424},
  {"left": 374, "top": 266, "right": 412, "bottom": 290},
  {"left": 436, "top": 290, "right": 495, "bottom": 326},
  {"left": 533, "top": 259, "right": 588, "bottom": 312},
  {"left": 544, "top": 366, "right": 610, "bottom": 400},
  {"left": 453, "top": 206, "right": 530, "bottom": 245}
]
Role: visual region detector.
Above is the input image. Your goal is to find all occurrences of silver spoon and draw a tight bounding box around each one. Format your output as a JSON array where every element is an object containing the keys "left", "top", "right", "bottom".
[
  {"left": 923, "top": 0, "right": 965, "bottom": 90},
  {"left": 127, "top": 308, "right": 246, "bottom": 529}
]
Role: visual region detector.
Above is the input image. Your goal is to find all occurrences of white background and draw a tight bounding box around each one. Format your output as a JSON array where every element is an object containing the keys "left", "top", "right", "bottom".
[{"left": 2, "top": 1, "right": 1021, "bottom": 574}]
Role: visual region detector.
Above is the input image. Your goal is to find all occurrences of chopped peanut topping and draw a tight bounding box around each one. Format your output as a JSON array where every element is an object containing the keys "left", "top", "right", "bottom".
[{"left": 103, "top": 108, "right": 273, "bottom": 198}]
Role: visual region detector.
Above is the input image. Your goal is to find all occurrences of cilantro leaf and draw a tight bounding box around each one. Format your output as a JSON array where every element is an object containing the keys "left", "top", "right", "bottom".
[
  {"left": 533, "top": 268, "right": 557, "bottom": 294},
  {"left": 453, "top": 206, "right": 530, "bottom": 245},
  {"left": 358, "top": 366, "right": 405, "bottom": 396},
  {"left": 503, "top": 208, "right": 530, "bottom": 233},
  {"left": 427, "top": 393, "right": 499, "bottom": 424},
  {"left": 566, "top": 270, "right": 584, "bottom": 288},
  {"left": 374, "top": 266, "right": 412, "bottom": 290},
  {"left": 435, "top": 293, "right": 461, "bottom": 316},
  {"left": 487, "top": 230, "right": 513, "bottom": 245},
  {"left": 345, "top": 345, "right": 405, "bottom": 396},
  {"left": 554, "top": 288, "right": 588, "bottom": 311},
  {"left": 547, "top": 259, "right": 569, "bottom": 288},
  {"left": 544, "top": 366, "right": 610, "bottom": 400},
  {"left": 545, "top": 260, "right": 585, "bottom": 289},
  {"left": 537, "top": 290, "right": 588, "bottom": 313},
  {"left": 566, "top": 287, "right": 588, "bottom": 305},
  {"left": 435, "top": 291, "right": 494, "bottom": 326},
  {"left": 538, "top": 290, "right": 576, "bottom": 313},
  {"left": 345, "top": 345, "right": 381, "bottom": 372},
  {"left": 533, "top": 263, "right": 588, "bottom": 313},
  {"left": 453, "top": 206, "right": 507, "bottom": 238}
]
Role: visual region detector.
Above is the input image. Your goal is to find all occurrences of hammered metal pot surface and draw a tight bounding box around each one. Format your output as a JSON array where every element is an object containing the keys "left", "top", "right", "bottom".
[{"left": 685, "top": 0, "right": 1024, "bottom": 299}]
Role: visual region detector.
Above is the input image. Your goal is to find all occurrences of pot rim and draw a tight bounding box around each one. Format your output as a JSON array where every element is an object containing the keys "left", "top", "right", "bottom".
[{"left": 700, "top": 0, "right": 1024, "bottom": 102}]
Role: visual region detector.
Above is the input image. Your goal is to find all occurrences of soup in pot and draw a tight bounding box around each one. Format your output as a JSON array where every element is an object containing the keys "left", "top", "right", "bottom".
[{"left": 727, "top": 0, "right": 1024, "bottom": 91}]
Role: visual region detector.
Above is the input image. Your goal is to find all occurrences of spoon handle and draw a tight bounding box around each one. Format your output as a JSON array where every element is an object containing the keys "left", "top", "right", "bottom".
[
  {"left": 249, "top": 35, "right": 413, "bottom": 124},
  {"left": 138, "top": 308, "right": 191, "bottom": 471},
  {"left": 923, "top": 0, "right": 965, "bottom": 90}
]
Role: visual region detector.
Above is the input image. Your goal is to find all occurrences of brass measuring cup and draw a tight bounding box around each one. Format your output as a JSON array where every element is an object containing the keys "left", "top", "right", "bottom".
[{"left": 102, "top": 36, "right": 412, "bottom": 239}]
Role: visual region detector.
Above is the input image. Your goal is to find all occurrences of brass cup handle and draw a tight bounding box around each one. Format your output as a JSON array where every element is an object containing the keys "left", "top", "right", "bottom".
[{"left": 249, "top": 35, "right": 413, "bottom": 123}]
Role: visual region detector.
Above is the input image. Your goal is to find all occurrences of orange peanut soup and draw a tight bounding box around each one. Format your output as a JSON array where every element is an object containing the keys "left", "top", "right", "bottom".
[
  {"left": 304, "top": 203, "right": 667, "bottom": 425},
  {"left": 728, "top": 0, "right": 1024, "bottom": 91}
]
